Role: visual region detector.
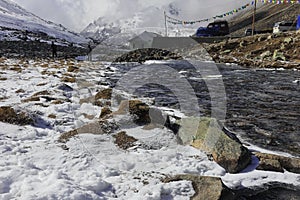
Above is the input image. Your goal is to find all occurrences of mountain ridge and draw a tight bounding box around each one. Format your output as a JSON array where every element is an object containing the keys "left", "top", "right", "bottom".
[{"left": 0, "top": 0, "right": 89, "bottom": 44}]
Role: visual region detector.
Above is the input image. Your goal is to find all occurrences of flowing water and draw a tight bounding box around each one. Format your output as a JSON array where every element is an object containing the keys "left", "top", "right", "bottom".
[{"left": 106, "top": 60, "right": 300, "bottom": 156}]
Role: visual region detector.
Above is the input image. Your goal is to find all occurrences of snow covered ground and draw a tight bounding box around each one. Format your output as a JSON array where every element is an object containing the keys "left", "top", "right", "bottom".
[{"left": 0, "top": 58, "right": 299, "bottom": 199}]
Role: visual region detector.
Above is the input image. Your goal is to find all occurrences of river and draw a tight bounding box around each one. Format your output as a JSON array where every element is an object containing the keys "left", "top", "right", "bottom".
[{"left": 106, "top": 60, "right": 300, "bottom": 156}]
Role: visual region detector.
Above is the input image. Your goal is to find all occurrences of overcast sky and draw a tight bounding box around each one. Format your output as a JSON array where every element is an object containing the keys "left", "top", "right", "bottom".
[{"left": 11, "top": 0, "right": 251, "bottom": 32}]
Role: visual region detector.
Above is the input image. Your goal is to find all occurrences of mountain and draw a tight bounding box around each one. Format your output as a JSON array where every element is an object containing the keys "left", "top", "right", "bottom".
[
  {"left": 0, "top": 0, "right": 89, "bottom": 44},
  {"left": 80, "top": 4, "right": 196, "bottom": 46}
]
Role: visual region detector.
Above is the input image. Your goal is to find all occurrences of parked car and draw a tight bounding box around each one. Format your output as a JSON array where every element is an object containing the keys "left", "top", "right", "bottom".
[
  {"left": 297, "top": 15, "right": 300, "bottom": 30},
  {"left": 273, "top": 21, "right": 296, "bottom": 33},
  {"left": 196, "top": 20, "right": 229, "bottom": 37},
  {"left": 245, "top": 28, "right": 255, "bottom": 36}
]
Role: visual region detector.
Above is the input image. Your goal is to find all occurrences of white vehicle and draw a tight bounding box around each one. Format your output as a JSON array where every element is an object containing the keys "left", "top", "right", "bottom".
[{"left": 273, "top": 21, "right": 296, "bottom": 33}]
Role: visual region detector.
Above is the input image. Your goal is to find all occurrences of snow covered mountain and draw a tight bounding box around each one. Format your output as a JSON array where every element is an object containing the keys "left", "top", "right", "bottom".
[
  {"left": 81, "top": 4, "right": 196, "bottom": 46},
  {"left": 0, "top": 0, "right": 89, "bottom": 44}
]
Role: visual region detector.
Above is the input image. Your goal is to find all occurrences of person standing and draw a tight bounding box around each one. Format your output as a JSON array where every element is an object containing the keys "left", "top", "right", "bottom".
[
  {"left": 87, "top": 44, "right": 92, "bottom": 61},
  {"left": 51, "top": 41, "right": 57, "bottom": 58}
]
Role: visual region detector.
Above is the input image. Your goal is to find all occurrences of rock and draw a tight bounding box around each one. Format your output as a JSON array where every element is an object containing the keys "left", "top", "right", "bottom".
[
  {"left": 62, "top": 76, "right": 76, "bottom": 83},
  {"left": 48, "top": 114, "right": 56, "bottom": 119},
  {"left": 100, "top": 107, "right": 112, "bottom": 119},
  {"left": 57, "top": 84, "right": 73, "bottom": 92},
  {"left": 114, "top": 48, "right": 182, "bottom": 63},
  {"left": 284, "top": 37, "right": 293, "bottom": 44},
  {"left": 58, "top": 120, "right": 118, "bottom": 143},
  {"left": 272, "top": 50, "right": 286, "bottom": 61},
  {"left": 255, "top": 152, "right": 300, "bottom": 173},
  {"left": 15, "top": 89, "right": 25, "bottom": 93},
  {"left": 179, "top": 117, "right": 251, "bottom": 173},
  {"left": 149, "top": 107, "right": 167, "bottom": 126},
  {"left": 115, "top": 100, "right": 151, "bottom": 124},
  {"left": 256, "top": 158, "right": 284, "bottom": 172},
  {"left": 260, "top": 50, "right": 271, "bottom": 60},
  {"left": 0, "top": 106, "right": 33, "bottom": 125},
  {"left": 67, "top": 65, "right": 79, "bottom": 73},
  {"left": 95, "top": 88, "right": 112, "bottom": 100},
  {"left": 21, "top": 96, "right": 40, "bottom": 103},
  {"left": 233, "top": 183, "right": 300, "bottom": 200},
  {"left": 113, "top": 131, "right": 138, "bottom": 150},
  {"left": 33, "top": 90, "right": 50, "bottom": 96},
  {"left": 222, "top": 49, "right": 231, "bottom": 54},
  {"left": 162, "top": 175, "right": 234, "bottom": 200}
]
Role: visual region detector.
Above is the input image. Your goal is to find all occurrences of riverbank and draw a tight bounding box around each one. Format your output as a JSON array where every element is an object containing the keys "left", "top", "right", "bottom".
[{"left": 202, "top": 31, "right": 300, "bottom": 69}]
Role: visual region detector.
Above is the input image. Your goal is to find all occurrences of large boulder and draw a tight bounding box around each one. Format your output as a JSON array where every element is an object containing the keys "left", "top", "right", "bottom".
[
  {"left": 162, "top": 175, "right": 234, "bottom": 200},
  {"left": 178, "top": 117, "right": 252, "bottom": 173}
]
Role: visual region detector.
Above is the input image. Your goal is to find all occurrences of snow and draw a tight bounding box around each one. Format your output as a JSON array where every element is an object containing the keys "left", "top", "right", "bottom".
[
  {"left": 81, "top": 5, "right": 197, "bottom": 46},
  {"left": 0, "top": 0, "right": 89, "bottom": 44},
  {"left": 0, "top": 58, "right": 299, "bottom": 199}
]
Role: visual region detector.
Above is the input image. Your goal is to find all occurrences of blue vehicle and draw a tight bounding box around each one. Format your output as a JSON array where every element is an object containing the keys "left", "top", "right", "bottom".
[
  {"left": 196, "top": 20, "right": 229, "bottom": 37},
  {"left": 297, "top": 15, "right": 300, "bottom": 30}
]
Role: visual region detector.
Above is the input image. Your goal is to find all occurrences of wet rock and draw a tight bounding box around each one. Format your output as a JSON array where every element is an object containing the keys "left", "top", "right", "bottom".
[
  {"left": 255, "top": 152, "right": 300, "bottom": 173},
  {"left": 0, "top": 106, "right": 33, "bottom": 125},
  {"left": 179, "top": 117, "right": 251, "bottom": 173},
  {"left": 162, "top": 175, "right": 234, "bottom": 200},
  {"left": 95, "top": 88, "right": 112, "bottom": 100}
]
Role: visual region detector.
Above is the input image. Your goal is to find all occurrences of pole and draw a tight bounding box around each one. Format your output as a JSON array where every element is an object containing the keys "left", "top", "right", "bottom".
[
  {"left": 164, "top": 11, "right": 168, "bottom": 37},
  {"left": 252, "top": 0, "right": 257, "bottom": 36}
]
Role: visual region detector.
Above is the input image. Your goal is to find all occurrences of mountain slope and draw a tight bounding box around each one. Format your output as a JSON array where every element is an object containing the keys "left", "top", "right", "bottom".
[
  {"left": 0, "top": 0, "right": 89, "bottom": 44},
  {"left": 229, "top": 3, "right": 300, "bottom": 36}
]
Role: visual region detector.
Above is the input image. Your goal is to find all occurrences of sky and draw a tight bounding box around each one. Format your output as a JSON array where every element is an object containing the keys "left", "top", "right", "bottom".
[{"left": 11, "top": 0, "right": 251, "bottom": 32}]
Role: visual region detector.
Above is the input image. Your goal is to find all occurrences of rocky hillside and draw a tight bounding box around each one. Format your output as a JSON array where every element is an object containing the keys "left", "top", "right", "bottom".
[
  {"left": 229, "top": 3, "right": 300, "bottom": 36},
  {"left": 203, "top": 30, "right": 300, "bottom": 69},
  {"left": 0, "top": 41, "right": 88, "bottom": 59}
]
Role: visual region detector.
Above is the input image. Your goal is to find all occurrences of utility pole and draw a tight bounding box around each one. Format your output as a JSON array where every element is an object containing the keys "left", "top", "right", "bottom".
[
  {"left": 164, "top": 11, "right": 168, "bottom": 37},
  {"left": 252, "top": 0, "right": 257, "bottom": 36}
]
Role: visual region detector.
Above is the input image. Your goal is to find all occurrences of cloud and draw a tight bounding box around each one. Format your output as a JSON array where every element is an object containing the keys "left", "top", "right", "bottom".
[{"left": 11, "top": 0, "right": 251, "bottom": 32}]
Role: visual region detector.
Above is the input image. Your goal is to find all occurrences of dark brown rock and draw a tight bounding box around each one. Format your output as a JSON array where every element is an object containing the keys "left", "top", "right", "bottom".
[
  {"left": 113, "top": 131, "right": 138, "bottom": 150},
  {"left": 100, "top": 107, "right": 112, "bottom": 119},
  {"left": 95, "top": 88, "right": 112, "bottom": 100},
  {"left": 0, "top": 106, "right": 33, "bottom": 125}
]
